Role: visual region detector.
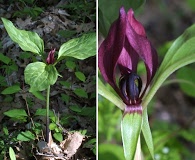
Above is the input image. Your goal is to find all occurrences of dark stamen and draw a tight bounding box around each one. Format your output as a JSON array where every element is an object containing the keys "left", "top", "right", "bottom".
[{"left": 119, "top": 73, "right": 142, "bottom": 105}]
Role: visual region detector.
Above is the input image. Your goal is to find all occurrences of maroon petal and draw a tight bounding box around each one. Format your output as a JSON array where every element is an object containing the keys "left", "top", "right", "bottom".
[
  {"left": 127, "top": 9, "right": 146, "bottom": 36},
  {"left": 117, "top": 38, "right": 139, "bottom": 75},
  {"left": 125, "top": 10, "right": 158, "bottom": 97},
  {"left": 98, "top": 7, "right": 126, "bottom": 91},
  {"left": 99, "top": 7, "right": 158, "bottom": 105}
]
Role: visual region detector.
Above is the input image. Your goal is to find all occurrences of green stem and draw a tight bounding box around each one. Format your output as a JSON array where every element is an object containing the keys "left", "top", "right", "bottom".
[
  {"left": 46, "top": 85, "right": 50, "bottom": 143},
  {"left": 134, "top": 136, "right": 142, "bottom": 160}
]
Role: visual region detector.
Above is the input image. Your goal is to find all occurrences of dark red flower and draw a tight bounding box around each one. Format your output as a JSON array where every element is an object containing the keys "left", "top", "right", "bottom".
[{"left": 98, "top": 7, "right": 158, "bottom": 113}]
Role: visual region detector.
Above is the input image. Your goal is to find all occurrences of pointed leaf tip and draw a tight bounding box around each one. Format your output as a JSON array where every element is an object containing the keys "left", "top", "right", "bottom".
[{"left": 142, "top": 108, "right": 155, "bottom": 159}]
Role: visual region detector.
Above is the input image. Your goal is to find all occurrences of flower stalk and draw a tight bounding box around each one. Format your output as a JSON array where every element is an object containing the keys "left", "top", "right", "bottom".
[{"left": 46, "top": 85, "right": 50, "bottom": 143}]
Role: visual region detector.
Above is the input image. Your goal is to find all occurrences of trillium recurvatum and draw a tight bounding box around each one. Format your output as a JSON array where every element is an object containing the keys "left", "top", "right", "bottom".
[
  {"left": 98, "top": 7, "right": 158, "bottom": 114},
  {"left": 46, "top": 48, "right": 56, "bottom": 64}
]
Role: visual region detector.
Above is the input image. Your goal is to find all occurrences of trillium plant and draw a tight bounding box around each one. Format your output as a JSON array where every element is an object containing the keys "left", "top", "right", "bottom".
[
  {"left": 99, "top": 7, "right": 195, "bottom": 160},
  {"left": 1, "top": 18, "right": 96, "bottom": 143}
]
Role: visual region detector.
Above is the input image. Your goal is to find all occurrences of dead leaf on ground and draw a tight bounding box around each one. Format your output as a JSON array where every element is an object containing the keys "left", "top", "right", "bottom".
[{"left": 60, "top": 132, "right": 84, "bottom": 159}]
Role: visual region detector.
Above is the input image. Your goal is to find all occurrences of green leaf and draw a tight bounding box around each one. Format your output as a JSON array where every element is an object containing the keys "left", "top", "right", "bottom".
[
  {"left": 59, "top": 81, "right": 71, "bottom": 88},
  {"left": 65, "top": 60, "right": 76, "bottom": 70},
  {"left": 99, "top": 143, "right": 125, "bottom": 160},
  {"left": 179, "top": 128, "right": 195, "bottom": 142},
  {"left": 19, "top": 52, "right": 31, "bottom": 59},
  {"left": 17, "top": 131, "right": 35, "bottom": 141},
  {"left": 57, "top": 30, "right": 77, "bottom": 39},
  {"left": 53, "top": 132, "right": 63, "bottom": 142},
  {"left": 61, "top": 93, "right": 70, "bottom": 103},
  {"left": 98, "top": 78, "right": 125, "bottom": 110},
  {"left": 84, "top": 138, "right": 96, "bottom": 154},
  {"left": 142, "top": 108, "right": 154, "bottom": 160},
  {"left": 3, "top": 95, "right": 13, "bottom": 102},
  {"left": 99, "top": 0, "right": 145, "bottom": 37},
  {"left": 7, "top": 63, "right": 18, "bottom": 73},
  {"left": 0, "top": 53, "right": 11, "bottom": 64},
  {"left": 24, "top": 62, "right": 58, "bottom": 91},
  {"left": 121, "top": 112, "right": 142, "bottom": 160},
  {"left": 69, "top": 105, "right": 82, "bottom": 112},
  {"left": 141, "top": 24, "right": 195, "bottom": 159},
  {"left": 74, "top": 88, "right": 88, "bottom": 98},
  {"left": 1, "top": 18, "right": 44, "bottom": 55},
  {"left": 83, "top": 138, "right": 96, "bottom": 148},
  {"left": 0, "top": 75, "right": 6, "bottom": 86},
  {"left": 75, "top": 71, "right": 86, "bottom": 82},
  {"left": 79, "top": 106, "right": 96, "bottom": 117},
  {"left": 3, "top": 126, "right": 9, "bottom": 135},
  {"left": 143, "top": 24, "right": 195, "bottom": 108},
  {"left": 35, "top": 109, "right": 55, "bottom": 117},
  {"left": 31, "top": 91, "right": 46, "bottom": 101},
  {"left": 1, "top": 85, "right": 21, "bottom": 94},
  {"left": 49, "top": 123, "right": 57, "bottom": 130},
  {"left": 4, "top": 109, "right": 28, "bottom": 118},
  {"left": 9, "top": 147, "right": 16, "bottom": 160},
  {"left": 187, "top": 0, "right": 195, "bottom": 11},
  {"left": 58, "top": 32, "right": 96, "bottom": 60},
  {"left": 176, "top": 66, "right": 195, "bottom": 97}
]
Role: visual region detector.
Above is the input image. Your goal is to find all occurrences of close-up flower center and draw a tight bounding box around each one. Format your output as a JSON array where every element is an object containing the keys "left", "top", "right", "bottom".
[{"left": 119, "top": 73, "right": 142, "bottom": 105}]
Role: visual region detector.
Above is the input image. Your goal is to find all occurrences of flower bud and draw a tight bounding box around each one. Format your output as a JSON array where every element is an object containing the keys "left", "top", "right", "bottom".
[{"left": 46, "top": 48, "right": 56, "bottom": 64}]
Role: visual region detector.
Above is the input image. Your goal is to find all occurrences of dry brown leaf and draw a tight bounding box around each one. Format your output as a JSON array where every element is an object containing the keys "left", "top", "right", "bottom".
[
  {"left": 16, "top": 17, "right": 32, "bottom": 29},
  {"left": 60, "top": 132, "right": 84, "bottom": 159}
]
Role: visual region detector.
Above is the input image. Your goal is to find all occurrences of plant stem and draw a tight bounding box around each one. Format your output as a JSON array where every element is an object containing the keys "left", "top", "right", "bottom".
[
  {"left": 134, "top": 136, "right": 142, "bottom": 160},
  {"left": 46, "top": 85, "right": 50, "bottom": 143}
]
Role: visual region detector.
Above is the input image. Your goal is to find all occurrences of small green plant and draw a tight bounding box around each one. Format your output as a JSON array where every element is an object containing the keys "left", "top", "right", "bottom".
[
  {"left": 13, "top": 0, "right": 43, "bottom": 19},
  {"left": 1, "top": 17, "right": 96, "bottom": 146}
]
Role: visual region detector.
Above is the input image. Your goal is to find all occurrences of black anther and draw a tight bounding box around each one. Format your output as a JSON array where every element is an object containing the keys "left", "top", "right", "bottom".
[{"left": 119, "top": 73, "right": 142, "bottom": 105}]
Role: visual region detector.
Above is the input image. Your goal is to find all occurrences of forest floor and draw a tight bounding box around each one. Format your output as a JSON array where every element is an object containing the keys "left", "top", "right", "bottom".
[{"left": 0, "top": 0, "right": 96, "bottom": 159}]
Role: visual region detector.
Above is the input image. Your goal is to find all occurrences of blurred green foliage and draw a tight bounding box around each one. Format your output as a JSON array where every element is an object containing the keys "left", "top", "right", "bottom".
[
  {"left": 59, "top": 0, "right": 96, "bottom": 23},
  {"left": 99, "top": 95, "right": 195, "bottom": 160},
  {"left": 99, "top": 0, "right": 145, "bottom": 37},
  {"left": 176, "top": 66, "right": 195, "bottom": 97}
]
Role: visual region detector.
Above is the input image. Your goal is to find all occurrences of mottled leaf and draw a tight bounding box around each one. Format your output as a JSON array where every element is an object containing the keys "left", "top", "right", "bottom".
[
  {"left": 1, "top": 18, "right": 44, "bottom": 55},
  {"left": 58, "top": 32, "right": 96, "bottom": 60},
  {"left": 24, "top": 62, "right": 58, "bottom": 91}
]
